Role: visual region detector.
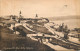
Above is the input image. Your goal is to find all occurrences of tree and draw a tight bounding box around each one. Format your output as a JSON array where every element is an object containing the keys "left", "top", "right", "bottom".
[
  {"left": 64, "top": 29, "right": 70, "bottom": 39},
  {"left": 64, "top": 25, "right": 68, "bottom": 30},
  {"left": 63, "top": 25, "right": 70, "bottom": 39},
  {"left": 58, "top": 23, "right": 65, "bottom": 32},
  {"left": 2, "top": 22, "right": 5, "bottom": 27}
]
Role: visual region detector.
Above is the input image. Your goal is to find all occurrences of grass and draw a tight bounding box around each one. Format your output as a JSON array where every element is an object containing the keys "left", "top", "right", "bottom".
[
  {"left": 27, "top": 24, "right": 53, "bottom": 35},
  {"left": 0, "top": 26, "right": 55, "bottom": 51}
]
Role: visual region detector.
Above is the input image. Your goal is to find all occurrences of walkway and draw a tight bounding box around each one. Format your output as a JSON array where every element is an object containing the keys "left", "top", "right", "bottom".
[{"left": 27, "top": 34, "right": 74, "bottom": 51}]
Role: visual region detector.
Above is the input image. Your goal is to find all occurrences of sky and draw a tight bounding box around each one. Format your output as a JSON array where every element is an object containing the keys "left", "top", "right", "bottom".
[{"left": 0, "top": 0, "right": 80, "bottom": 18}]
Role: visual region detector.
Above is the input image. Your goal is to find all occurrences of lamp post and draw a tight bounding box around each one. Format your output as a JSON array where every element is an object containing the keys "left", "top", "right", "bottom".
[
  {"left": 0, "top": 28, "right": 1, "bottom": 41},
  {"left": 13, "top": 23, "right": 16, "bottom": 34},
  {"left": 78, "top": 33, "right": 80, "bottom": 41}
]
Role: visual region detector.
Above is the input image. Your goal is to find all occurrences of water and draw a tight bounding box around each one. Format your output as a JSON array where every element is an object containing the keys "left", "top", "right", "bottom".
[{"left": 50, "top": 19, "right": 80, "bottom": 30}]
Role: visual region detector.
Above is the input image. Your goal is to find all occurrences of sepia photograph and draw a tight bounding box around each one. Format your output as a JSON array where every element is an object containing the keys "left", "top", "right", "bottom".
[{"left": 0, "top": 0, "right": 80, "bottom": 51}]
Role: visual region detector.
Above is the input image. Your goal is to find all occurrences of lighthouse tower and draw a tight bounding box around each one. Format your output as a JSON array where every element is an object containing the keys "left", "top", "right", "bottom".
[
  {"left": 18, "top": 11, "right": 23, "bottom": 23},
  {"left": 36, "top": 14, "right": 38, "bottom": 18},
  {"left": 19, "top": 11, "right": 22, "bottom": 19}
]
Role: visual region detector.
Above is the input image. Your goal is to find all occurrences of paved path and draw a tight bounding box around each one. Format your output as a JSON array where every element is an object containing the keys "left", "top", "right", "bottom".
[
  {"left": 44, "top": 23, "right": 64, "bottom": 38},
  {"left": 44, "top": 23, "right": 80, "bottom": 45},
  {"left": 27, "top": 34, "right": 74, "bottom": 51},
  {"left": 44, "top": 42, "right": 74, "bottom": 51},
  {"left": 23, "top": 24, "right": 35, "bottom": 32}
]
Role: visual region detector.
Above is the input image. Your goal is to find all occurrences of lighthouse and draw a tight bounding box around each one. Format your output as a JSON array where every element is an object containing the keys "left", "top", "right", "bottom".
[
  {"left": 18, "top": 11, "right": 23, "bottom": 23},
  {"left": 36, "top": 14, "right": 38, "bottom": 18}
]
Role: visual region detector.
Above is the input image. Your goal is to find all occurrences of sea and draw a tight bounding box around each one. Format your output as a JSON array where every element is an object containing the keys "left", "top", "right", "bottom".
[{"left": 49, "top": 18, "right": 80, "bottom": 30}]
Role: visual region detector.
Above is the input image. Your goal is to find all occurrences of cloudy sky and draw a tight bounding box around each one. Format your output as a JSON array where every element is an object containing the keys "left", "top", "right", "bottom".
[{"left": 0, "top": 0, "right": 80, "bottom": 18}]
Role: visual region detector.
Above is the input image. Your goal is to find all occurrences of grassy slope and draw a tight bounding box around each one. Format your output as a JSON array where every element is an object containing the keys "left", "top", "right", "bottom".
[
  {"left": 27, "top": 24, "right": 53, "bottom": 35},
  {"left": 0, "top": 26, "right": 55, "bottom": 51}
]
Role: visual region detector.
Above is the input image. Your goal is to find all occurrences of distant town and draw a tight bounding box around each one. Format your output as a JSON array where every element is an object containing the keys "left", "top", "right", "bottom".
[{"left": 0, "top": 11, "right": 80, "bottom": 51}]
